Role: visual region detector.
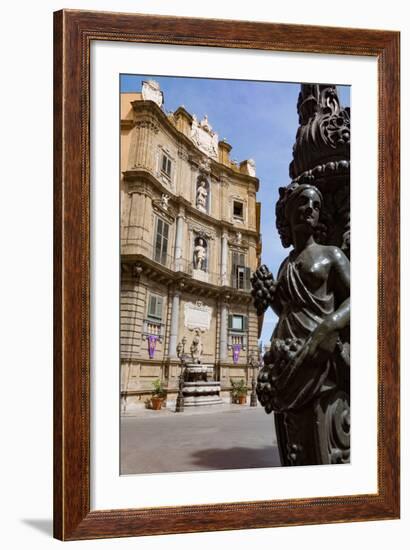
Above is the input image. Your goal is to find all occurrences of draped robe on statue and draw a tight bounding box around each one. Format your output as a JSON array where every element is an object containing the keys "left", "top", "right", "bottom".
[{"left": 264, "top": 258, "right": 349, "bottom": 413}]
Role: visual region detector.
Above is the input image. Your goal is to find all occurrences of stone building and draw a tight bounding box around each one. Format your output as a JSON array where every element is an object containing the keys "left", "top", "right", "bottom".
[{"left": 120, "top": 80, "right": 262, "bottom": 412}]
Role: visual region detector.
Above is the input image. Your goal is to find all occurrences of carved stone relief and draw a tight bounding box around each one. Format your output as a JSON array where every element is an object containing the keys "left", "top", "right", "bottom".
[
  {"left": 141, "top": 80, "right": 164, "bottom": 108},
  {"left": 190, "top": 114, "right": 219, "bottom": 159}
]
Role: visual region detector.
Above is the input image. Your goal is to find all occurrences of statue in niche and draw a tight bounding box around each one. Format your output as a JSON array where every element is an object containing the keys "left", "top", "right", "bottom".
[
  {"left": 196, "top": 180, "right": 208, "bottom": 212},
  {"left": 160, "top": 193, "right": 169, "bottom": 210},
  {"left": 190, "top": 328, "right": 203, "bottom": 363},
  {"left": 193, "top": 237, "right": 207, "bottom": 271},
  {"left": 251, "top": 182, "right": 350, "bottom": 466}
]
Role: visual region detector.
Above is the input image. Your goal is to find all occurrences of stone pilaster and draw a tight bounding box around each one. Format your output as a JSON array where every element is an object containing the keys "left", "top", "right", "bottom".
[
  {"left": 132, "top": 119, "right": 158, "bottom": 171},
  {"left": 174, "top": 206, "right": 185, "bottom": 270},
  {"left": 219, "top": 296, "right": 229, "bottom": 361},
  {"left": 168, "top": 288, "right": 181, "bottom": 358},
  {"left": 220, "top": 230, "right": 228, "bottom": 285}
]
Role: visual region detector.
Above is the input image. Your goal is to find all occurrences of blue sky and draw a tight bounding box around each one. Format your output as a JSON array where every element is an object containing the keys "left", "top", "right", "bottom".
[{"left": 120, "top": 75, "right": 350, "bottom": 347}]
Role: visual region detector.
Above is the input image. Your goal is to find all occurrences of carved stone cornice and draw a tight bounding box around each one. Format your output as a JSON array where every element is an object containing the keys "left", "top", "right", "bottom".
[
  {"left": 133, "top": 118, "right": 160, "bottom": 134},
  {"left": 152, "top": 200, "right": 176, "bottom": 223},
  {"left": 121, "top": 261, "right": 143, "bottom": 280},
  {"left": 121, "top": 254, "right": 253, "bottom": 302},
  {"left": 121, "top": 119, "right": 134, "bottom": 131},
  {"left": 123, "top": 169, "right": 171, "bottom": 199},
  {"left": 123, "top": 176, "right": 155, "bottom": 199},
  {"left": 122, "top": 171, "right": 261, "bottom": 240},
  {"left": 177, "top": 146, "right": 189, "bottom": 162},
  {"left": 187, "top": 219, "right": 216, "bottom": 240},
  {"left": 228, "top": 232, "right": 249, "bottom": 251},
  {"left": 129, "top": 100, "right": 259, "bottom": 189}
]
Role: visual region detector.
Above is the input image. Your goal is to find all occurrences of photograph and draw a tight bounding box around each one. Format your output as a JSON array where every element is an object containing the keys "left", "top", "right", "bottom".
[
  {"left": 119, "top": 75, "right": 351, "bottom": 475},
  {"left": 51, "top": 7, "right": 400, "bottom": 540}
]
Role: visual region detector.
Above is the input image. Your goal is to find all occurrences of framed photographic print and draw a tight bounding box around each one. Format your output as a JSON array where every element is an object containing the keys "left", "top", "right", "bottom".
[{"left": 54, "top": 9, "right": 400, "bottom": 541}]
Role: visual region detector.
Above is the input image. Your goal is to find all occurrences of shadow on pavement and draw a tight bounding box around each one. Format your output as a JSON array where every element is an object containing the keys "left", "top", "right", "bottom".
[{"left": 190, "top": 445, "right": 281, "bottom": 470}]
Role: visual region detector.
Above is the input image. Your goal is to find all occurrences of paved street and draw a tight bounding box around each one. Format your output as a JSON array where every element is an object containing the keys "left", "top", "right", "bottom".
[{"left": 121, "top": 404, "right": 281, "bottom": 475}]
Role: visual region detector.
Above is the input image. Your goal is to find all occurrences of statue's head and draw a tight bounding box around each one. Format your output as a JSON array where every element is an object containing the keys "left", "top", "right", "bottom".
[{"left": 276, "top": 183, "right": 327, "bottom": 247}]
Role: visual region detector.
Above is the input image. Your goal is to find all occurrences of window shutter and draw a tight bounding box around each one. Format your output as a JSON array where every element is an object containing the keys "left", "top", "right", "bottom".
[
  {"left": 243, "top": 315, "right": 248, "bottom": 331},
  {"left": 154, "top": 217, "right": 169, "bottom": 265},
  {"left": 232, "top": 251, "right": 238, "bottom": 268},
  {"left": 244, "top": 267, "right": 251, "bottom": 290},
  {"left": 148, "top": 295, "right": 154, "bottom": 317},
  {"left": 154, "top": 219, "right": 162, "bottom": 262},
  {"left": 228, "top": 314, "right": 233, "bottom": 330},
  {"left": 148, "top": 295, "right": 163, "bottom": 320},
  {"left": 231, "top": 267, "right": 237, "bottom": 288},
  {"left": 163, "top": 221, "right": 169, "bottom": 239},
  {"left": 231, "top": 251, "right": 238, "bottom": 287},
  {"left": 156, "top": 296, "right": 163, "bottom": 320}
]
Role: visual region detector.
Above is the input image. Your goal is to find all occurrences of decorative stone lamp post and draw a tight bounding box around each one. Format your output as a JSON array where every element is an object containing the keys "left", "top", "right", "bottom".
[
  {"left": 175, "top": 336, "right": 187, "bottom": 413},
  {"left": 250, "top": 350, "right": 258, "bottom": 407}
]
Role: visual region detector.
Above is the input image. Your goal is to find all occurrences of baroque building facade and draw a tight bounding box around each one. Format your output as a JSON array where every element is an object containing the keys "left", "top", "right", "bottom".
[{"left": 120, "top": 80, "right": 262, "bottom": 412}]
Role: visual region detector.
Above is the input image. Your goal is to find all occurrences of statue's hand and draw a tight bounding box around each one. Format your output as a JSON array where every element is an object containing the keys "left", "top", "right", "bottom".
[
  {"left": 251, "top": 264, "right": 277, "bottom": 316},
  {"left": 306, "top": 318, "right": 339, "bottom": 360}
]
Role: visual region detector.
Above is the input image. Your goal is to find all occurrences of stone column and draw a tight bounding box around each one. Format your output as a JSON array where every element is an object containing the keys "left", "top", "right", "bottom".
[
  {"left": 174, "top": 207, "right": 185, "bottom": 270},
  {"left": 219, "top": 299, "right": 228, "bottom": 361},
  {"left": 221, "top": 231, "right": 228, "bottom": 286},
  {"left": 168, "top": 289, "right": 181, "bottom": 358}
]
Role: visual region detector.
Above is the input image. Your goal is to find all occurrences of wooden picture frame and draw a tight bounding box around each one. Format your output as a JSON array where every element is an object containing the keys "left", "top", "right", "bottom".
[{"left": 53, "top": 9, "right": 400, "bottom": 541}]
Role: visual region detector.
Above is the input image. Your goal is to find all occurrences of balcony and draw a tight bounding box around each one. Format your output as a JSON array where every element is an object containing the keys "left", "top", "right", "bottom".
[
  {"left": 142, "top": 318, "right": 165, "bottom": 338},
  {"left": 124, "top": 238, "right": 222, "bottom": 286},
  {"left": 228, "top": 331, "right": 248, "bottom": 351}
]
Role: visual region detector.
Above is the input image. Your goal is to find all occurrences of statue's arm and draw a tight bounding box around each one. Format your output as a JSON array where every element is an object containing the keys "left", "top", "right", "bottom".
[{"left": 328, "top": 247, "right": 350, "bottom": 331}]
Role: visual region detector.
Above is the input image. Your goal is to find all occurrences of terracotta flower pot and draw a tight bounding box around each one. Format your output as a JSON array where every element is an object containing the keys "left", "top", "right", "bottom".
[
  {"left": 151, "top": 397, "right": 163, "bottom": 410},
  {"left": 237, "top": 395, "right": 247, "bottom": 405}
]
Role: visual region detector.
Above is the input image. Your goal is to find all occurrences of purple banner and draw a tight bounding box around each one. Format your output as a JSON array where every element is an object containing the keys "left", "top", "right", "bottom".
[
  {"left": 148, "top": 335, "right": 158, "bottom": 359},
  {"left": 233, "top": 344, "right": 241, "bottom": 364}
]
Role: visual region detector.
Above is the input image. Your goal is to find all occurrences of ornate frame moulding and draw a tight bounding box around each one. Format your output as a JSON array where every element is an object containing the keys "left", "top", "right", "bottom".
[{"left": 54, "top": 9, "right": 400, "bottom": 541}]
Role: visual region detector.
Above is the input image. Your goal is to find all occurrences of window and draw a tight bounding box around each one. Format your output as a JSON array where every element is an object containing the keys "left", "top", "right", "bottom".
[
  {"left": 233, "top": 200, "right": 244, "bottom": 219},
  {"left": 231, "top": 251, "right": 250, "bottom": 289},
  {"left": 228, "top": 314, "right": 248, "bottom": 332},
  {"left": 161, "top": 153, "right": 172, "bottom": 178},
  {"left": 154, "top": 217, "right": 169, "bottom": 265},
  {"left": 147, "top": 294, "right": 163, "bottom": 321},
  {"left": 237, "top": 266, "right": 246, "bottom": 290}
]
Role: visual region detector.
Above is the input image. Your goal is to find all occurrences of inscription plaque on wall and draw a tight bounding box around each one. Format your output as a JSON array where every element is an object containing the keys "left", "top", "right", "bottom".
[{"left": 184, "top": 301, "right": 212, "bottom": 331}]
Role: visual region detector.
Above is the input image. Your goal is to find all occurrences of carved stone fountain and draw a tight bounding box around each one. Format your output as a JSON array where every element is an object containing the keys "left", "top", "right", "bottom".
[{"left": 178, "top": 330, "right": 222, "bottom": 408}]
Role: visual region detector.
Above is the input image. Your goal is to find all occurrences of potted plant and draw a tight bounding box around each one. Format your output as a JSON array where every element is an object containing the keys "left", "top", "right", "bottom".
[
  {"left": 231, "top": 379, "right": 248, "bottom": 405},
  {"left": 151, "top": 379, "right": 167, "bottom": 410}
]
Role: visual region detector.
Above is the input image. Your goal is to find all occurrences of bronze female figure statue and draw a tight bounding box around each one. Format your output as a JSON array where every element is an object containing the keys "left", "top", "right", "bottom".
[{"left": 252, "top": 183, "right": 350, "bottom": 466}]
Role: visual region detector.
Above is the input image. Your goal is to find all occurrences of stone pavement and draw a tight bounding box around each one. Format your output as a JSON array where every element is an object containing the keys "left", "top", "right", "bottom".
[{"left": 120, "top": 403, "right": 281, "bottom": 475}]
